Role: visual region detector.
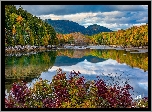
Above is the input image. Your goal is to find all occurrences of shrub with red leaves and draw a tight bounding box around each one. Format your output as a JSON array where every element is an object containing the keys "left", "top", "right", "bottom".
[{"left": 5, "top": 68, "right": 148, "bottom": 108}]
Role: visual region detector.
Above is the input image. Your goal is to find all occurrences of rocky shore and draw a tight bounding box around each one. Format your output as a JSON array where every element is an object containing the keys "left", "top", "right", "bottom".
[
  {"left": 5, "top": 45, "right": 57, "bottom": 54},
  {"left": 5, "top": 44, "right": 148, "bottom": 56},
  {"left": 63, "top": 45, "right": 148, "bottom": 52}
]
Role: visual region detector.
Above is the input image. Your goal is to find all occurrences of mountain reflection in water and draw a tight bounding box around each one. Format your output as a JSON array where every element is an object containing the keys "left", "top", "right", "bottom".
[
  {"left": 39, "top": 58, "right": 148, "bottom": 99},
  {"left": 54, "top": 55, "right": 107, "bottom": 66}
]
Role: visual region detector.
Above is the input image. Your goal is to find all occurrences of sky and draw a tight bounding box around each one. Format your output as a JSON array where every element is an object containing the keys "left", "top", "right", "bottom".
[{"left": 16, "top": 5, "right": 148, "bottom": 31}]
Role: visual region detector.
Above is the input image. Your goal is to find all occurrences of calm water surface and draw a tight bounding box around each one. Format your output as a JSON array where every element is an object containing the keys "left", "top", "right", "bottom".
[{"left": 5, "top": 49, "right": 148, "bottom": 99}]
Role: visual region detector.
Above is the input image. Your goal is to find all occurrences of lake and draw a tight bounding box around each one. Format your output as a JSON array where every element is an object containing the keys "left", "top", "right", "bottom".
[{"left": 5, "top": 48, "right": 148, "bottom": 100}]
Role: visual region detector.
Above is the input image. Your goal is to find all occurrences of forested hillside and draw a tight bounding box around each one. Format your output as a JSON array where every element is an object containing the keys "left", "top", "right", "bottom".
[
  {"left": 45, "top": 19, "right": 112, "bottom": 35},
  {"left": 56, "top": 24, "right": 148, "bottom": 48},
  {"left": 5, "top": 5, "right": 58, "bottom": 47},
  {"left": 56, "top": 32, "right": 89, "bottom": 46},
  {"left": 85, "top": 24, "right": 112, "bottom": 35},
  {"left": 45, "top": 19, "right": 85, "bottom": 34},
  {"left": 88, "top": 24, "right": 148, "bottom": 47}
]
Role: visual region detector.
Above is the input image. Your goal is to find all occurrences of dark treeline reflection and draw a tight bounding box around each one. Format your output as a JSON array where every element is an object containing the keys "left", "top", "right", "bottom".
[
  {"left": 57, "top": 49, "right": 148, "bottom": 71},
  {"left": 5, "top": 51, "right": 57, "bottom": 91}
]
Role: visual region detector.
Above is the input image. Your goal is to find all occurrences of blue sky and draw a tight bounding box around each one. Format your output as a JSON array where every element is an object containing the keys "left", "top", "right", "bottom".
[{"left": 16, "top": 5, "right": 148, "bottom": 31}]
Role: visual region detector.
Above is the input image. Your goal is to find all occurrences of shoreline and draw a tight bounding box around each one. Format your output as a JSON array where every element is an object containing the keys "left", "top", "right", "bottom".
[
  {"left": 61, "top": 45, "right": 148, "bottom": 53},
  {"left": 5, "top": 45, "right": 57, "bottom": 54},
  {"left": 5, "top": 45, "right": 148, "bottom": 56}
]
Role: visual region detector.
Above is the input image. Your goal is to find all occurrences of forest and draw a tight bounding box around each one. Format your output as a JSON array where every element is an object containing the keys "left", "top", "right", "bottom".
[
  {"left": 5, "top": 5, "right": 58, "bottom": 48},
  {"left": 56, "top": 24, "right": 148, "bottom": 48},
  {"left": 5, "top": 5, "right": 148, "bottom": 49}
]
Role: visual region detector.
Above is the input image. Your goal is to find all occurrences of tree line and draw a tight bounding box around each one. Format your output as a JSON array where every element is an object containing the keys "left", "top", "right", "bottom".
[
  {"left": 5, "top": 5, "right": 58, "bottom": 47},
  {"left": 89, "top": 24, "right": 148, "bottom": 47},
  {"left": 57, "top": 24, "right": 148, "bottom": 48}
]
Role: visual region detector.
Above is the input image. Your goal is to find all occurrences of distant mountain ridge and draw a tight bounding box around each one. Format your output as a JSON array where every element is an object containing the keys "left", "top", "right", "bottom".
[
  {"left": 45, "top": 19, "right": 113, "bottom": 35},
  {"left": 54, "top": 55, "right": 107, "bottom": 66},
  {"left": 85, "top": 24, "right": 113, "bottom": 35}
]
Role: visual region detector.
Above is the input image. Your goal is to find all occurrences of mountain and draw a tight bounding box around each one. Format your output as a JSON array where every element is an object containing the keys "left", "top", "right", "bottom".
[
  {"left": 85, "top": 24, "right": 112, "bottom": 35},
  {"left": 54, "top": 55, "right": 107, "bottom": 66},
  {"left": 45, "top": 19, "right": 113, "bottom": 35},
  {"left": 45, "top": 19, "right": 85, "bottom": 34}
]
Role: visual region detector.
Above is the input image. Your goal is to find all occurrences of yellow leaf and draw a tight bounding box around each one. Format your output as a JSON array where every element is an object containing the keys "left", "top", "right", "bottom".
[{"left": 16, "top": 15, "right": 23, "bottom": 23}]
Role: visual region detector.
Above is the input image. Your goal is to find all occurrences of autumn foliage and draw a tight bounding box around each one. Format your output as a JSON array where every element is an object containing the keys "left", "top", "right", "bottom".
[
  {"left": 56, "top": 24, "right": 148, "bottom": 48},
  {"left": 5, "top": 69, "right": 148, "bottom": 108},
  {"left": 5, "top": 5, "right": 57, "bottom": 47}
]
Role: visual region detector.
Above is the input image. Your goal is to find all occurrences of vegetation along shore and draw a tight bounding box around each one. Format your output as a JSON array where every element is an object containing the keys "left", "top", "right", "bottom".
[{"left": 5, "top": 5, "right": 148, "bottom": 109}]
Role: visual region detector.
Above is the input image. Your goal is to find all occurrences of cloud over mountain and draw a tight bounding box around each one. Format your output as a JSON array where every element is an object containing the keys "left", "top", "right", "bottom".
[{"left": 16, "top": 5, "right": 148, "bottom": 31}]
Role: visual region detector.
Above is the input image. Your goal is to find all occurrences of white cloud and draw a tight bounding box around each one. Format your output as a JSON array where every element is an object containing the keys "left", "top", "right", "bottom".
[
  {"left": 100, "top": 11, "right": 125, "bottom": 17},
  {"left": 28, "top": 58, "right": 148, "bottom": 99},
  {"left": 63, "top": 12, "right": 98, "bottom": 23},
  {"left": 47, "top": 59, "right": 147, "bottom": 77},
  {"left": 37, "top": 9, "right": 147, "bottom": 31},
  {"left": 136, "top": 17, "right": 148, "bottom": 23},
  {"left": 39, "top": 12, "right": 98, "bottom": 21},
  {"left": 132, "top": 23, "right": 147, "bottom": 27},
  {"left": 141, "top": 5, "right": 148, "bottom": 10}
]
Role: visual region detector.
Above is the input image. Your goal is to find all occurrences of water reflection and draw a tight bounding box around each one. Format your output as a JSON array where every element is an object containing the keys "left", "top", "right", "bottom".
[
  {"left": 37, "top": 58, "right": 148, "bottom": 99},
  {"left": 5, "top": 51, "right": 57, "bottom": 91},
  {"left": 5, "top": 49, "right": 148, "bottom": 99},
  {"left": 57, "top": 49, "right": 148, "bottom": 71}
]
